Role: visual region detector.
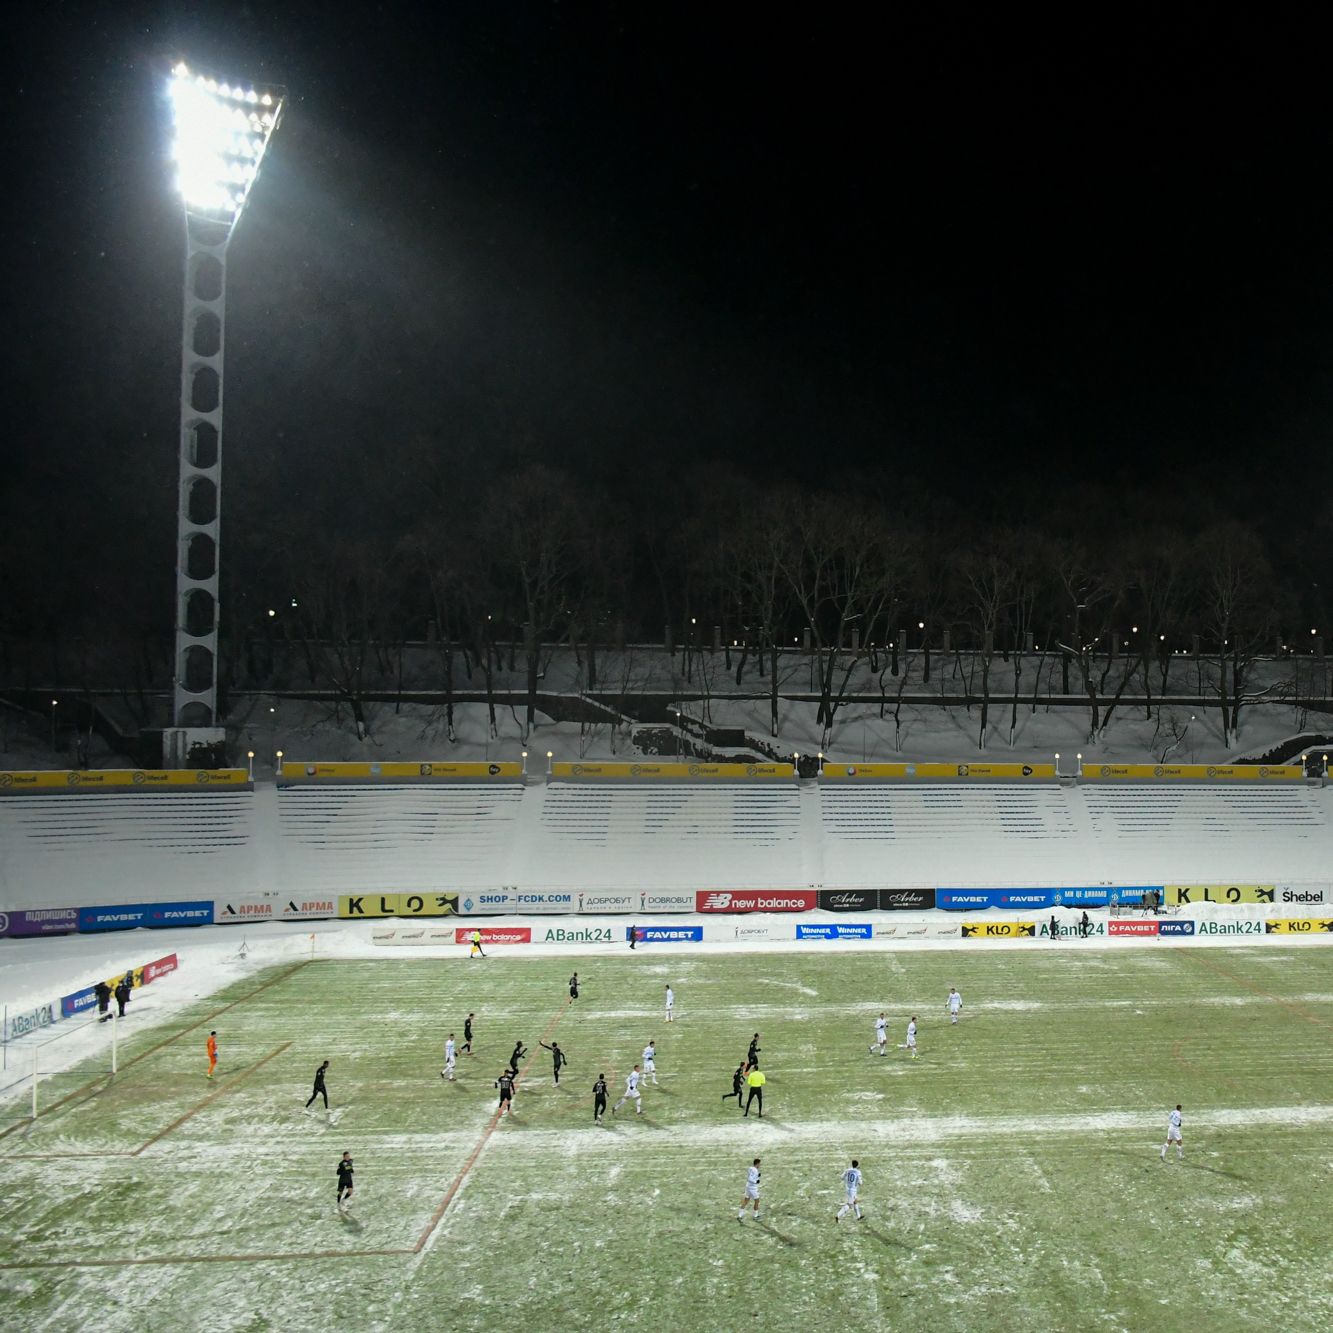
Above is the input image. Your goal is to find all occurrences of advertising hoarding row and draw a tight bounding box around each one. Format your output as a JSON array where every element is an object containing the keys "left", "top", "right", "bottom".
[
  {"left": 280, "top": 761, "right": 522, "bottom": 783},
  {"left": 552, "top": 762, "right": 793, "bottom": 780},
  {"left": 0, "top": 768, "right": 246, "bottom": 791}
]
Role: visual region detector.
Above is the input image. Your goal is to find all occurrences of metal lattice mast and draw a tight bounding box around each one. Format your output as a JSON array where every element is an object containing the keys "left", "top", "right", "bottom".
[{"left": 164, "top": 64, "right": 282, "bottom": 765}]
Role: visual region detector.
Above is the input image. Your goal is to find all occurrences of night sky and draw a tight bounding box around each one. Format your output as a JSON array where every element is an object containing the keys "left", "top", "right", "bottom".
[{"left": 6, "top": 5, "right": 1333, "bottom": 548}]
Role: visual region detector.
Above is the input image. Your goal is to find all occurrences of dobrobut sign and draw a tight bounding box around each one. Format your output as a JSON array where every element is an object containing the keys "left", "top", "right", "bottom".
[{"left": 695, "top": 890, "right": 817, "bottom": 913}]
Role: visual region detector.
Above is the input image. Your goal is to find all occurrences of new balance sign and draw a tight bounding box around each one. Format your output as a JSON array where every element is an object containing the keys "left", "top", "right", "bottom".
[
  {"left": 695, "top": 890, "right": 817, "bottom": 913},
  {"left": 452, "top": 927, "right": 532, "bottom": 945}
]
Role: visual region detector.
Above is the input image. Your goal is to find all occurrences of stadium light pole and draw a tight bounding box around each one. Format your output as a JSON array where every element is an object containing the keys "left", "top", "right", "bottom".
[{"left": 162, "top": 62, "right": 284, "bottom": 767}]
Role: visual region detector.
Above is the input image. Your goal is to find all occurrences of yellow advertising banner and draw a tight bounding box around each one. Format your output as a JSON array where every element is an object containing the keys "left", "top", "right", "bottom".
[
  {"left": 1265, "top": 918, "right": 1333, "bottom": 934},
  {"left": 1083, "top": 763, "right": 1302, "bottom": 781},
  {"left": 550, "top": 761, "right": 794, "bottom": 780},
  {"left": 1165, "top": 885, "right": 1276, "bottom": 906},
  {"left": 338, "top": 893, "right": 460, "bottom": 918},
  {"left": 0, "top": 768, "right": 248, "bottom": 792},
  {"left": 960, "top": 921, "right": 1037, "bottom": 938},
  {"left": 821, "top": 762, "right": 1056, "bottom": 780},
  {"left": 282, "top": 761, "right": 522, "bottom": 782}
]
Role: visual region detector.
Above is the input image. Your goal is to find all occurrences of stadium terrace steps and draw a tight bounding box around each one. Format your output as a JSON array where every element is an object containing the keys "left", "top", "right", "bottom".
[
  {"left": 276, "top": 784, "right": 526, "bottom": 894},
  {"left": 2, "top": 780, "right": 1333, "bottom": 906},
  {"left": 513, "top": 782, "right": 805, "bottom": 889}
]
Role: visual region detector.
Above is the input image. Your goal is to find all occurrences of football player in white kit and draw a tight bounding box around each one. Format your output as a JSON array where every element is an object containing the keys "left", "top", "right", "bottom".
[
  {"left": 665, "top": 985, "right": 675, "bottom": 1023},
  {"left": 613, "top": 1065, "right": 643, "bottom": 1115},
  {"left": 441, "top": 1033, "right": 457, "bottom": 1081},
  {"left": 1160, "top": 1104, "right": 1183, "bottom": 1161},
  {"left": 835, "top": 1159, "right": 863, "bottom": 1221},
  {"left": 869, "top": 1013, "right": 888, "bottom": 1056},
  {"left": 737, "top": 1158, "right": 761, "bottom": 1221},
  {"left": 900, "top": 1016, "right": 918, "bottom": 1058},
  {"left": 947, "top": 987, "right": 963, "bottom": 1024},
  {"left": 642, "top": 1041, "right": 658, "bottom": 1084}
]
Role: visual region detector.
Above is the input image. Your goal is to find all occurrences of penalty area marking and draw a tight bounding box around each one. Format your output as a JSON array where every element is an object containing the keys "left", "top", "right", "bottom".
[
  {"left": 9, "top": 1042, "right": 294, "bottom": 1161},
  {"left": 0, "top": 960, "right": 313, "bottom": 1144},
  {"left": 0, "top": 999, "right": 576, "bottom": 1272}
]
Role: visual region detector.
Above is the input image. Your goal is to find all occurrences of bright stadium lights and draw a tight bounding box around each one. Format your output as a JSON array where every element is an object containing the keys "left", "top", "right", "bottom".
[
  {"left": 168, "top": 62, "right": 283, "bottom": 222},
  {"left": 163, "top": 59, "right": 285, "bottom": 769}
]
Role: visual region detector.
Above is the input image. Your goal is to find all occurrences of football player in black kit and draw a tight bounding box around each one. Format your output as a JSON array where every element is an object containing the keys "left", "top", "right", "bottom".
[
  {"left": 495, "top": 1069, "right": 516, "bottom": 1115},
  {"left": 539, "top": 1040, "right": 568, "bottom": 1084},
  {"left": 593, "top": 1072, "right": 609, "bottom": 1123},
  {"left": 569, "top": 972, "right": 579, "bottom": 1001},
  {"left": 722, "top": 1062, "right": 746, "bottom": 1106},
  {"left": 336, "top": 1152, "right": 354, "bottom": 1214},
  {"left": 508, "top": 1040, "right": 527, "bottom": 1075},
  {"left": 462, "top": 1012, "right": 475, "bottom": 1054},
  {"left": 306, "top": 1060, "right": 330, "bottom": 1110},
  {"left": 747, "top": 1034, "right": 761, "bottom": 1069}
]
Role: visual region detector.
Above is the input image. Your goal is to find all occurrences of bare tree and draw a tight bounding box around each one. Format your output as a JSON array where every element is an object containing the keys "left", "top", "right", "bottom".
[
  {"left": 1053, "top": 543, "right": 1125, "bottom": 742},
  {"left": 1195, "top": 523, "right": 1284, "bottom": 746},
  {"left": 775, "top": 492, "right": 907, "bottom": 750},
  {"left": 484, "top": 465, "right": 585, "bottom": 730}
]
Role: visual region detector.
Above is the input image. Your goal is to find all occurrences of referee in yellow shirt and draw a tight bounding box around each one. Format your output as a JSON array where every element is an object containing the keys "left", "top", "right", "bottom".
[{"left": 744, "top": 1066, "right": 766, "bottom": 1117}]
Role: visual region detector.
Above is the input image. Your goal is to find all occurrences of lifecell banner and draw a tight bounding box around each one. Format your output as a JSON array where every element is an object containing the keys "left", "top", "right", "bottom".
[
  {"left": 821, "top": 762, "right": 1056, "bottom": 780},
  {"left": 1082, "top": 763, "right": 1301, "bottom": 781},
  {"left": 0, "top": 768, "right": 246, "bottom": 791},
  {"left": 281, "top": 760, "right": 521, "bottom": 782},
  {"left": 551, "top": 761, "right": 793, "bottom": 780}
]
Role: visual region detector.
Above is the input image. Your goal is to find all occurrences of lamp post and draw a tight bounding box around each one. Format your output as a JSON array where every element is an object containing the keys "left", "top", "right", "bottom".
[{"left": 162, "top": 62, "right": 284, "bottom": 768}]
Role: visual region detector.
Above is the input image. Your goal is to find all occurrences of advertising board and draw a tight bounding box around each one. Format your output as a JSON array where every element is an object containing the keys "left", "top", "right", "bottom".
[
  {"left": 338, "top": 894, "right": 459, "bottom": 918},
  {"left": 0, "top": 908, "right": 80, "bottom": 938},
  {"left": 694, "top": 890, "right": 817, "bottom": 913}
]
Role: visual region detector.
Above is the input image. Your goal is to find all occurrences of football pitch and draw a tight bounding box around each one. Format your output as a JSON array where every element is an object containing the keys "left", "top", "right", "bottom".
[{"left": 1, "top": 945, "right": 1330, "bottom": 1332}]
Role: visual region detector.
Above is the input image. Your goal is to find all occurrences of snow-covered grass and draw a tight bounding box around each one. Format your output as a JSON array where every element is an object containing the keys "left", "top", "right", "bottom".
[{"left": 0, "top": 941, "right": 1330, "bottom": 1331}]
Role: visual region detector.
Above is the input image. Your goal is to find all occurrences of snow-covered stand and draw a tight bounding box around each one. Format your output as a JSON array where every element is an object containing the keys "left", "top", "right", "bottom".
[{"left": 2, "top": 767, "right": 1333, "bottom": 917}]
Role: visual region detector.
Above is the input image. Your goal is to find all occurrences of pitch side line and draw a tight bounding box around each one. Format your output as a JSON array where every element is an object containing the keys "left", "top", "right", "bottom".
[{"left": 1180, "top": 950, "right": 1333, "bottom": 1031}]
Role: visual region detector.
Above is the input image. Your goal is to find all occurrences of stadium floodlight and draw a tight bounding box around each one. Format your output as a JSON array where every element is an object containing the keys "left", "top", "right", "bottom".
[{"left": 163, "top": 62, "right": 284, "bottom": 768}]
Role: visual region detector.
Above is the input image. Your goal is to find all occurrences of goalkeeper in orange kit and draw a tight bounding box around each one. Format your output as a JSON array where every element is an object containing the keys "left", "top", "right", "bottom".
[{"left": 206, "top": 1031, "right": 218, "bottom": 1079}]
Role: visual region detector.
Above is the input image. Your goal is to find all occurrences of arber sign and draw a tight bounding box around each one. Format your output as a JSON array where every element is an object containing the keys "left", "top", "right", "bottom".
[{"left": 694, "top": 890, "right": 817, "bottom": 913}]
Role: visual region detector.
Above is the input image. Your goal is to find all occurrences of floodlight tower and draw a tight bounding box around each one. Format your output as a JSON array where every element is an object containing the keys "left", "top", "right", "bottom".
[{"left": 162, "top": 62, "right": 283, "bottom": 767}]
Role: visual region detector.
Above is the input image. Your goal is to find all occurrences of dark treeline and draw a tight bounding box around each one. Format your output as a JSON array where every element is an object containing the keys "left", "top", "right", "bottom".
[{"left": 2, "top": 452, "right": 1330, "bottom": 752}]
